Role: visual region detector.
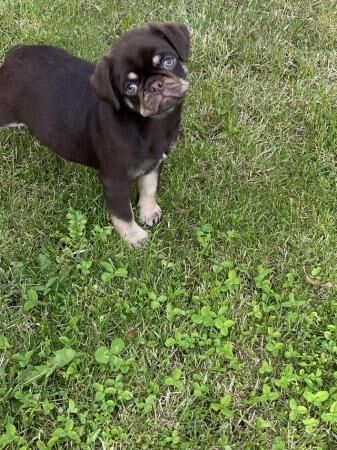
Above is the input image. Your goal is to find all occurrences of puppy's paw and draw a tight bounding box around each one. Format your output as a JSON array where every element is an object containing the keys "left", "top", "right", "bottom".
[
  {"left": 112, "top": 217, "right": 149, "bottom": 247},
  {"left": 139, "top": 202, "right": 162, "bottom": 227},
  {"left": 125, "top": 224, "right": 149, "bottom": 247}
]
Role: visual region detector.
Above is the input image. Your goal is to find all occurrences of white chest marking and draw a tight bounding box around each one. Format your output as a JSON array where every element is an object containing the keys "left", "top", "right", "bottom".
[{"left": 0, "top": 122, "right": 27, "bottom": 128}]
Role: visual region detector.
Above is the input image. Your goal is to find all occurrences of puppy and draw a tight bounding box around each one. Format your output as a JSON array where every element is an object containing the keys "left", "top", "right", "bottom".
[{"left": 0, "top": 22, "right": 189, "bottom": 246}]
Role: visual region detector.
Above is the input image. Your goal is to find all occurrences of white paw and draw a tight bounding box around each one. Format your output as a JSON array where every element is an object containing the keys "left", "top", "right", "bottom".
[
  {"left": 124, "top": 225, "right": 148, "bottom": 247},
  {"left": 111, "top": 217, "right": 149, "bottom": 247},
  {"left": 139, "top": 203, "right": 162, "bottom": 227}
]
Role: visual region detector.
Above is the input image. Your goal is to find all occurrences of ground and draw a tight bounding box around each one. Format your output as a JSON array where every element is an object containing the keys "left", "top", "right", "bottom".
[{"left": 1, "top": 0, "right": 337, "bottom": 449}]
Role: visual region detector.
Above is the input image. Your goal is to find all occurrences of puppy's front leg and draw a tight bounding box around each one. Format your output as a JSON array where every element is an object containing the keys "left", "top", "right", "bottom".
[
  {"left": 101, "top": 176, "right": 148, "bottom": 246},
  {"left": 138, "top": 168, "right": 162, "bottom": 227}
]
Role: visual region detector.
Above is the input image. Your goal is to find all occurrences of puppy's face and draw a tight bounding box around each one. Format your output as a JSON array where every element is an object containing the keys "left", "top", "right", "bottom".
[{"left": 91, "top": 23, "right": 190, "bottom": 118}]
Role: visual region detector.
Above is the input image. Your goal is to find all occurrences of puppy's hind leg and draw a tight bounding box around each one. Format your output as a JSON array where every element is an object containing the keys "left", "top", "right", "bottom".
[
  {"left": 0, "top": 68, "right": 19, "bottom": 127},
  {"left": 0, "top": 100, "right": 17, "bottom": 128},
  {"left": 0, "top": 96, "right": 21, "bottom": 128}
]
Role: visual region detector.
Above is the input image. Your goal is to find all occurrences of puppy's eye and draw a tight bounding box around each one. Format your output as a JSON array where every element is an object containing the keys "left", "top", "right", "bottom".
[
  {"left": 162, "top": 56, "right": 176, "bottom": 70},
  {"left": 125, "top": 82, "right": 138, "bottom": 96}
]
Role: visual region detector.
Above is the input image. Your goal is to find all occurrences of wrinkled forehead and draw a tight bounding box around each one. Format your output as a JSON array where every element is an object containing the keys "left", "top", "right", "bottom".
[{"left": 111, "top": 31, "right": 177, "bottom": 83}]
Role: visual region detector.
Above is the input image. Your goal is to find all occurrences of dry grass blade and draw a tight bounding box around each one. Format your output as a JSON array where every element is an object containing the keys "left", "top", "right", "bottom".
[{"left": 304, "top": 267, "right": 334, "bottom": 288}]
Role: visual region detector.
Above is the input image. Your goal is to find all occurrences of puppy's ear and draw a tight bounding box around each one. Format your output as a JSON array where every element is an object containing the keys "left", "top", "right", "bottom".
[
  {"left": 90, "top": 54, "right": 120, "bottom": 110},
  {"left": 149, "top": 22, "right": 190, "bottom": 62}
]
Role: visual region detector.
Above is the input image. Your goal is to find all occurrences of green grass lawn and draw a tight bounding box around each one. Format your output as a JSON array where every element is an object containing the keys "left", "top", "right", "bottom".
[{"left": 1, "top": 0, "right": 337, "bottom": 448}]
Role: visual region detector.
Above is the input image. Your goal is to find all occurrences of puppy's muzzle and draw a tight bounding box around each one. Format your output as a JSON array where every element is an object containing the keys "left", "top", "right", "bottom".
[{"left": 141, "top": 75, "right": 188, "bottom": 117}]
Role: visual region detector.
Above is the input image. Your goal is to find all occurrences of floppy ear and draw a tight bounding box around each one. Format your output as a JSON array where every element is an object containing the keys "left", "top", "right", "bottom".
[
  {"left": 90, "top": 54, "right": 120, "bottom": 110},
  {"left": 149, "top": 22, "right": 190, "bottom": 62}
]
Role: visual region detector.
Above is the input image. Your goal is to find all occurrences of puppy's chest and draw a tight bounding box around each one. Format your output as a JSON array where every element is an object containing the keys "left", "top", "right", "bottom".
[
  {"left": 129, "top": 145, "right": 168, "bottom": 180},
  {"left": 129, "top": 158, "right": 160, "bottom": 180},
  {"left": 129, "top": 135, "right": 174, "bottom": 180}
]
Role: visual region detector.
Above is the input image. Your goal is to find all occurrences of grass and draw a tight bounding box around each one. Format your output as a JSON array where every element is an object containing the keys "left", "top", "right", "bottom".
[{"left": 1, "top": 0, "right": 337, "bottom": 448}]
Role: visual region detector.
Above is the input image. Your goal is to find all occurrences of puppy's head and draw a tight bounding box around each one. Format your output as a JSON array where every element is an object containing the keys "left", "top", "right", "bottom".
[{"left": 91, "top": 22, "right": 190, "bottom": 118}]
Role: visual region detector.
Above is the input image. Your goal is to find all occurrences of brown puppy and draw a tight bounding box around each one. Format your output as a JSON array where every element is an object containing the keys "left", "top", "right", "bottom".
[{"left": 0, "top": 22, "right": 190, "bottom": 245}]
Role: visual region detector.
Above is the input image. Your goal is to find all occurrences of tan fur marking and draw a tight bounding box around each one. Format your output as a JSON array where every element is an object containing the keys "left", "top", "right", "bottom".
[
  {"left": 128, "top": 72, "right": 138, "bottom": 80},
  {"left": 138, "top": 170, "right": 162, "bottom": 227},
  {"left": 152, "top": 55, "right": 161, "bottom": 66}
]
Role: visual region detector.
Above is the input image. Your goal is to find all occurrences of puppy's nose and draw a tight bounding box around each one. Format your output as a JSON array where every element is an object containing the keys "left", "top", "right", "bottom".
[{"left": 150, "top": 79, "right": 164, "bottom": 93}]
